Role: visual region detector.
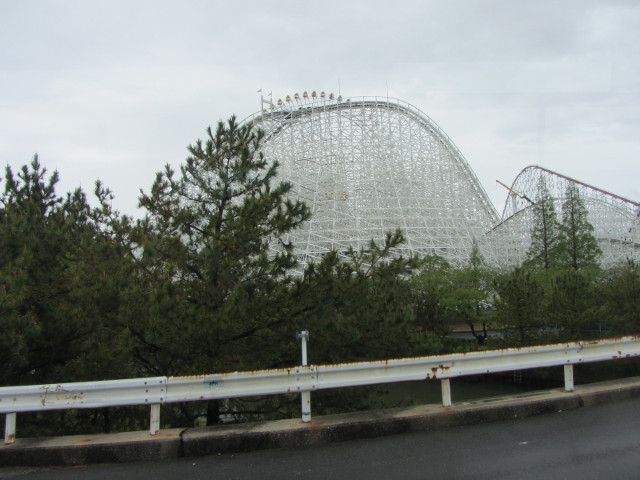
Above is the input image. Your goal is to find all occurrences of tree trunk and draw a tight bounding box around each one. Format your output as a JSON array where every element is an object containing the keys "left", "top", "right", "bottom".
[{"left": 468, "top": 320, "right": 488, "bottom": 345}]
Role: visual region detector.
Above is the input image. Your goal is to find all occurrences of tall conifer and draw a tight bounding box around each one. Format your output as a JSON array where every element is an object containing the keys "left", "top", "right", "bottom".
[
  {"left": 0, "top": 157, "right": 134, "bottom": 388},
  {"left": 526, "top": 176, "right": 562, "bottom": 270},
  {"left": 130, "top": 117, "right": 310, "bottom": 422},
  {"left": 559, "top": 183, "right": 601, "bottom": 270}
]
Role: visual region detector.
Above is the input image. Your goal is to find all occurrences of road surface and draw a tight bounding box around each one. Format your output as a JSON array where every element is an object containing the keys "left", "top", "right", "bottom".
[{"left": 2, "top": 397, "right": 639, "bottom": 479}]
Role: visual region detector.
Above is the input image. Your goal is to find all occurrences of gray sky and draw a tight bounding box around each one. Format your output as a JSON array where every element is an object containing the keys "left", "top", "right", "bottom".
[{"left": 2, "top": 0, "right": 639, "bottom": 218}]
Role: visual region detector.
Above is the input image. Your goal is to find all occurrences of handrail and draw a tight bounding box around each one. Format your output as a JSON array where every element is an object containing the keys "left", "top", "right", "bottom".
[{"left": 3, "top": 335, "right": 640, "bottom": 444}]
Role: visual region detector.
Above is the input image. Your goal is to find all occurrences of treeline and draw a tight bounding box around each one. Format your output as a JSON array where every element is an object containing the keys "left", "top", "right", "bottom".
[{"left": 1, "top": 117, "right": 638, "bottom": 434}]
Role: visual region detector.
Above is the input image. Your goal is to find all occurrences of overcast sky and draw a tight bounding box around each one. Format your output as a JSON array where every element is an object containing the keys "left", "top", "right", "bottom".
[{"left": 2, "top": 0, "right": 639, "bottom": 218}]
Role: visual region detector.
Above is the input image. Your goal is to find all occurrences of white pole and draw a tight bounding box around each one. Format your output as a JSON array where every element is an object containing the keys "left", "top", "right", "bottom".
[
  {"left": 4, "top": 413, "right": 16, "bottom": 444},
  {"left": 301, "top": 336, "right": 308, "bottom": 366},
  {"left": 441, "top": 379, "right": 452, "bottom": 407},
  {"left": 150, "top": 404, "right": 160, "bottom": 435},
  {"left": 564, "top": 364, "right": 574, "bottom": 392},
  {"left": 298, "top": 331, "right": 311, "bottom": 422}
]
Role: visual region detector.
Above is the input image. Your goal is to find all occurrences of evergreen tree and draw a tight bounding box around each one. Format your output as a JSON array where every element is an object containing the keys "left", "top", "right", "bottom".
[
  {"left": 559, "top": 183, "right": 601, "bottom": 270},
  {"left": 0, "top": 158, "right": 135, "bottom": 388},
  {"left": 285, "top": 231, "right": 441, "bottom": 417},
  {"left": 602, "top": 259, "right": 640, "bottom": 335},
  {"left": 128, "top": 117, "right": 310, "bottom": 423},
  {"left": 410, "top": 254, "right": 453, "bottom": 338},
  {"left": 526, "top": 176, "right": 562, "bottom": 270},
  {"left": 546, "top": 268, "right": 603, "bottom": 340},
  {"left": 494, "top": 267, "right": 543, "bottom": 346},
  {"left": 288, "top": 230, "right": 435, "bottom": 364}
]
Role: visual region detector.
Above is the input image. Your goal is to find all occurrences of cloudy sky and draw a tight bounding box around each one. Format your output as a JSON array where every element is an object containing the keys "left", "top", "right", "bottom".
[{"left": 2, "top": 0, "right": 639, "bottom": 218}]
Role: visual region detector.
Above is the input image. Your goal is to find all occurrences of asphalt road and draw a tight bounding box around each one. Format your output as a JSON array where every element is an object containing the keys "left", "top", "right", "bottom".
[{"left": 2, "top": 397, "right": 640, "bottom": 480}]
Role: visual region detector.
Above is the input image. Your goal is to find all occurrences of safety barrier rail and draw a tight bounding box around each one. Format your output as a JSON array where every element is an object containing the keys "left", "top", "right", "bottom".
[{"left": 2, "top": 334, "right": 640, "bottom": 444}]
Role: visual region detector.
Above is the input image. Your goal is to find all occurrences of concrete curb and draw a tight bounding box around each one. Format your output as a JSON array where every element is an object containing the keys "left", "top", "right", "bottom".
[
  {"left": 2, "top": 376, "right": 640, "bottom": 467},
  {"left": 0, "top": 429, "right": 184, "bottom": 467}
]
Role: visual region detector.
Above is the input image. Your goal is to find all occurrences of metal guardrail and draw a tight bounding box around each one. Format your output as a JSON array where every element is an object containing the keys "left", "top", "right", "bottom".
[{"left": 2, "top": 335, "right": 640, "bottom": 444}]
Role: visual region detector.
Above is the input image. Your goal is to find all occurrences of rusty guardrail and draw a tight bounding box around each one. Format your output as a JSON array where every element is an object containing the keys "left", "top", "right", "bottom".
[{"left": 2, "top": 334, "right": 640, "bottom": 444}]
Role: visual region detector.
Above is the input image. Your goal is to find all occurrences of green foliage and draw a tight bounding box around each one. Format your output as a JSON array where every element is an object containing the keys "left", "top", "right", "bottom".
[
  {"left": 410, "top": 255, "right": 453, "bottom": 337},
  {"left": 284, "top": 230, "right": 442, "bottom": 416},
  {"left": 0, "top": 157, "right": 135, "bottom": 388},
  {"left": 516, "top": 180, "right": 609, "bottom": 345},
  {"left": 526, "top": 176, "right": 562, "bottom": 270},
  {"left": 493, "top": 267, "right": 544, "bottom": 346},
  {"left": 558, "top": 183, "right": 601, "bottom": 271},
  {"left": 128, "top": 117, "right": 311, "bottom": 380},
  {"left": 546, "top": 268, "right": 604, "bottom": 340},
  {"left": 601, "top": 259, "right": 640, "bottom": 334},
  {"left": 290, "top": 230, "right": 440, "bottom": 365},
  {"left": 3, "top": 120, "right": 639, "bottom": 435},
  {"left": 449, "top": 240, "right": 495, "bottom": 345},
  {"left": 122, "top": 117, "right": 449, "bottom": 423},
  {"left": 411, "top": 241, "right": 495, "bottom": 346}
]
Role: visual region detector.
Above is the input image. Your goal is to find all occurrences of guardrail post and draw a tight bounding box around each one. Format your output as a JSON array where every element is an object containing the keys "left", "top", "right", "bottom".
[
  {"left": 564, "top": 364, "right": 574, "bottom": 392},
  {"left": 150, "top": 404, "right": 160, "bottom": 435},
  {"left": 297, "top": 330, "right": 311, "bottom": 422},
  {"left": 4, "top": 413, "right": 16, "bottom": 444},
  {"left": 441, "top": 379, "right": 452, "bottom": 407}
]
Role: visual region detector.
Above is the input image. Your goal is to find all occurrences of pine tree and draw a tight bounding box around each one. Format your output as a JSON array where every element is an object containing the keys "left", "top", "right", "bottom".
[
  {"left": 559, "top": 183, "right": 601, "bottom": 270},
  {"left": 288, "top": 230, "right": 429, "bottom": 364},
  {"left": 128, "top": 117, "right": 310, "bottom": 422},
  {"left": 526, "top": 176, "right": 562, "bottom": 270},
  {"left": 128, "top": 117, "right": 309, "bottom": 424},
  {"left": 283, "top": 231, "right": 440, "bottom": 417},
  {"left": 0, "top": 157, "right": 135, "bottom": 388}
]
